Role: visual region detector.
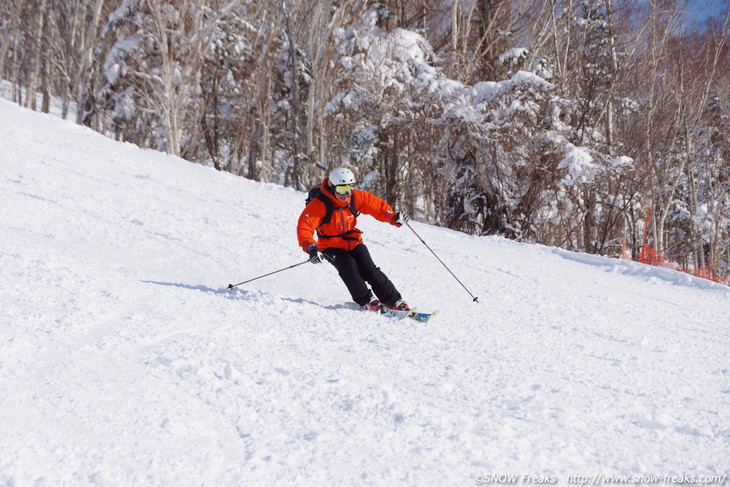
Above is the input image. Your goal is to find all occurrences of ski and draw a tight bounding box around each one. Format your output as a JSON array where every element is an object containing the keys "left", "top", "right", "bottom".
[
  {"left": 343, "top": 302, "right": 438, "bottom": 322},
  {"left": 344, "top": 302, "right": 416, "bottom": 320},
  {"left": 408, "top": 310, "right": 439, "bottom": 323}
]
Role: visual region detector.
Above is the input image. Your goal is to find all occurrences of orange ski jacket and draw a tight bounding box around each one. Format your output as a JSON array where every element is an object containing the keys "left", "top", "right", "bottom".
[{"left": 297, "top": 179, "right": 400, "bottom": 252}]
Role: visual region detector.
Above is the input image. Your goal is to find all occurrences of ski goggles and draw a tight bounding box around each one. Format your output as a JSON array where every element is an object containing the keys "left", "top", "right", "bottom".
[{"left": 334, "top": 184, "right": 354, "bottom": 195}]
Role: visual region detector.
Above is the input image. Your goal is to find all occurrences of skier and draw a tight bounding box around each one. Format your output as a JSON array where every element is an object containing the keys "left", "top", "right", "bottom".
[{"left": 297, "top": 168, "right": 410, "bottom": 313}]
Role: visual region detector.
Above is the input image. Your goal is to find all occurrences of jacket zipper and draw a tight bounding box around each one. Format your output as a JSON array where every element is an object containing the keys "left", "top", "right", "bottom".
[{"left": 337, "top": 208, "right": 348, "bottom": 250}]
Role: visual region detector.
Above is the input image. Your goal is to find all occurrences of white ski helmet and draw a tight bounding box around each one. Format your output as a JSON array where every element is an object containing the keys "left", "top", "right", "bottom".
[{"left": 329, "top": 167, "right": 356, "bottom": 186}]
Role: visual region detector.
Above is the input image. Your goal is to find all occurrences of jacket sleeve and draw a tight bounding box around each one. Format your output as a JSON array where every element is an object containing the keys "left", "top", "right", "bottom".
[
  {"left": 355, "top": 190, "right": 399, "bottom": 225},
  {"left": 297, "top": 199, "right": 325, "bottom": 251}
]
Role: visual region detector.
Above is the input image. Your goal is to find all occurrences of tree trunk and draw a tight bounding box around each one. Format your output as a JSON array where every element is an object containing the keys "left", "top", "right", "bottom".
[
  {"left": 248, "top": 106, "right": 261, "bottom": 181},
  {"left": 381, "top": 127, "right": 400, "bottom": 204},
  {"left": 603, "top": 0, "right": 619, "bottom": 151},
  {"left": 282, "top": 0, "right": 304, "bottom": 190},
  {"left": 41, "top": 56, "right": 51, "bottom": 113},
  {"left": 0, "top": 0, "right": 27, "bottom": 77},
  {"left": 25, "top": 0, "right": 48, "bottom": 110},
  {"left": 452, "top": 0, "right": 459, "bottom": 52},
  {"left": 75, "top": 0, "right": 106, "bottom": 125}
]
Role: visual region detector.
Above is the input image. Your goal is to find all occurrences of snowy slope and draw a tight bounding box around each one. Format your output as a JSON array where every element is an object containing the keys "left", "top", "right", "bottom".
[{"left": 1, "top": 98, "right": 729, "bottom": 486}]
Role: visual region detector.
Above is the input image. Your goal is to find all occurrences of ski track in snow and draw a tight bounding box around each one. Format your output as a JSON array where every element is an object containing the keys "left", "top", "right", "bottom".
[{"left": 1, "top": 99, "right": 729, "bottom": 486}]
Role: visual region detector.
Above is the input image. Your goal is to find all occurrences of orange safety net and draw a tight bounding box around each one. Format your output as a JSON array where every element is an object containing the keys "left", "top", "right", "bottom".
[
  {"left": 639, "top": 246, "right": 681, "bottom": 269},
  {"left": 621, "top": 240, "right": 730, "bottom": 287}
]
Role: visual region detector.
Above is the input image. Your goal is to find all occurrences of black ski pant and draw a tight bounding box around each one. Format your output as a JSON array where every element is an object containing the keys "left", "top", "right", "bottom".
[{"left": 323, "top": 244, "right": 402, "bottom": 307}]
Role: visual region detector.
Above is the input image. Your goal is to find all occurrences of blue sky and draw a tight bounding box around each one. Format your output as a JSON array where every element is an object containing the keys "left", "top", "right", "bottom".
[{"left": 684, "top": 0, "right": 728, "bottom": 24}]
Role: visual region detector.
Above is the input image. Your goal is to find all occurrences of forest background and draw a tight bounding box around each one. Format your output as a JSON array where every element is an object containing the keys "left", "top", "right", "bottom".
[{"left": 2, "top": 0, "right": 729, "bottom": 274}]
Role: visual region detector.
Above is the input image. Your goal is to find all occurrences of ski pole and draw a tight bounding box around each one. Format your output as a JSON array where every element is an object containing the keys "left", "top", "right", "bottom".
[
  {"left": 406, "top": 222, "right": 479, "bottom": 303},
  {"left": 227, "top": 260, "right": 309, "bottom": 289}
]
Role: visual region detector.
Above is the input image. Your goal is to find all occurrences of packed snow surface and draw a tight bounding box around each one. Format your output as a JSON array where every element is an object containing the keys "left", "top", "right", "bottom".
[{"left": 1, "top": 99, "right": 729, "bottom": 486}]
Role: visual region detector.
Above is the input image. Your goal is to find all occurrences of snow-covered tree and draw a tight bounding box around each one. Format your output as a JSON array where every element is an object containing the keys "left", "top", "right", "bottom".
[
  {"left": 99, "top": 0, "right": 215, "bottom": 156},
  {"left": 2, "top": 0, "right": 728, "bottom": 264}
]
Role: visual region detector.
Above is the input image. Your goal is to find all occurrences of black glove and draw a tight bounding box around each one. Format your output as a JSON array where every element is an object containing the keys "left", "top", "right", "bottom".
[
  {"left": 394, "top": 211, "right": 410, "bottom": 227},
  {"left": 308, "top": 243, "right": 323, "bottom": 264}
]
